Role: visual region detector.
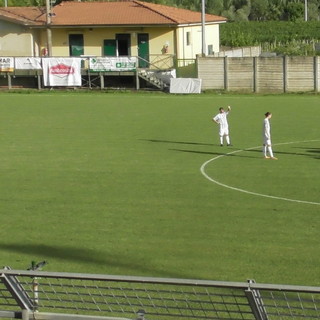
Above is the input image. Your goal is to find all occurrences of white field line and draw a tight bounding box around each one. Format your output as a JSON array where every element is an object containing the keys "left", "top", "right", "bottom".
[{"left": 200, "top": 140, "right": 320, "bottom": 206}]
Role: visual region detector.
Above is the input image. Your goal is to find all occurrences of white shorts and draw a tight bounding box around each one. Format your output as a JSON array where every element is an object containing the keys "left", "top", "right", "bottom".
[
  {"left": 219, "top": 127, "right": 229, "bottom": 136},
  {"left": 263, "top": 137, "right": 271, "bottom": 145}
]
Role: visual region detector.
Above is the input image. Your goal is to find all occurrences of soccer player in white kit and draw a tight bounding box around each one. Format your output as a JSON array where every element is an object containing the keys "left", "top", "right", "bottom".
[
  {"left": 213, "top": 106, "right": 231, "bottom": 146},
  {"left": 263, "top": 112, "right": 277, "bottom": 160}
]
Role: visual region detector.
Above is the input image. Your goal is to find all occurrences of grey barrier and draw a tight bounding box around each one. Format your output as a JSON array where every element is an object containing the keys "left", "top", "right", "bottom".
[
  {"left": 197, "top": 56, "right": 320, "bottom": 93},
  {"left": 0, "top": 268, "right": 319, "bottom": 320}
]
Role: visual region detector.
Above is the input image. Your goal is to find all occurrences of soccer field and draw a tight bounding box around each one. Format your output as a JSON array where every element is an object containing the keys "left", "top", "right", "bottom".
[{"left": 0, "top": 92, "right": 319, "bottom": 286}]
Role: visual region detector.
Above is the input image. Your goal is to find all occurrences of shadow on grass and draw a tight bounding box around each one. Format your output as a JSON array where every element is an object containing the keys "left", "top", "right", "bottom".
[
  {"left": 0, "top": 243, "right": 191, "bottom": 278},
  {"left": 293, "top": 147, "right": 320, "bottom": 159},
  {"left": 144, "top": 139, "right": 320, "bottom": 159},
  {"left": 169, "top": 148, "right": 258, "bottom": 159},
  {"left": 144, "top": 139, "right": 258, "bottom": 158},
  {"left": 303, "top": 147, "right": 320, "bottom": 153},
  {"left": 141, "top": 139, "right": 214, "bottom": 146},
  {"left": 247, "top": 147, "right": 320, "bottom": 159}
]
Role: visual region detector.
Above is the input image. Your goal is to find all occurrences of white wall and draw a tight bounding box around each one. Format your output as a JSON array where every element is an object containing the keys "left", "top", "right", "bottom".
[
  {"left": 0, "top": 20, "right": 35, "bottom": 56},
  {"left": 176, "top": 23, "right": 221, "bottom": 60}
]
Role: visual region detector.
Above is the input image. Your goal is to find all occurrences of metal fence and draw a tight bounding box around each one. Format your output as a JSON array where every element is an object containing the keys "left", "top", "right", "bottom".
[{"left": 0, "top": 268, "right": 319, "bottom": 320}]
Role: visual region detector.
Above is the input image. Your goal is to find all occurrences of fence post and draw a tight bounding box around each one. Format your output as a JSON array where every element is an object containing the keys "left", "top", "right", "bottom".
[
  {"left": 224, "top": 56, "right": 228, "bottom": 91},
  {"left": 7, "top": 73, "right": 12, "bottom": 89},
  {"left": 136, "top": 309, "right": 146, "bottom": 320},
  {"left": 22, "top": 309, "right": 29, "bottom": 320},
  {"left": 314, "top": 56, "right": 319, "bottom": 92},
  {"left": 100, "top": 73, "right": 104, "bottom": 89},
  {"left": 253, "top": 57, "right": 257, "bottom": 93},
  {"left": 136, "top": 70, "right": 140, "bottom": 90},
  {"left": 245, "top": 279, "right": 269, "bottom": 320},
  {"left": 37, "top": 71, "right": 42, "bottom": 90},
  {"left": 283, "top": 55, "right": 287, "bottom": 93}
]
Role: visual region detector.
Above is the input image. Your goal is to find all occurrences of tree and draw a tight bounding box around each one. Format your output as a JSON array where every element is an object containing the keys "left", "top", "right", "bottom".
[
  {"left": 284, "top": 1, "right": 304, "bottom": 21},
  {"left": 265, "top": 0, "right": 283, "bottom": 20},
  {"left": 250, "top": 0, "right": 269, "bottom": 20},
  {"left": 207, "top": 0, "right": 224, "bottom": 15}
]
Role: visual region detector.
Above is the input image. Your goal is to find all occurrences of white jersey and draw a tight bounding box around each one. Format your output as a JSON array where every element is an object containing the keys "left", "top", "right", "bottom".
[
  {"left": 213, "top": 111, "right": 229, "bottom": 136},
  {"left": 263, "top": 118, "right": 270, "bottom": 139},
  {"left": 213, "top": 112, "right": 229, "bottom": 129},
  {"left": 263, "top": 118, "right": 271, "bottom": 145}
]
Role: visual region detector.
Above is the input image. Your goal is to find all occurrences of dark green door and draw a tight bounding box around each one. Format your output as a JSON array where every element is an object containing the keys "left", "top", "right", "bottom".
[
  {"left": 103, "top": 39, "right": 117, "bottom": 56},
  {"left": 69, "top": 34, "right": 84, "bottom": 56},
  {"left": 138, "top": 33, "right": 149, "bottom": 68}
]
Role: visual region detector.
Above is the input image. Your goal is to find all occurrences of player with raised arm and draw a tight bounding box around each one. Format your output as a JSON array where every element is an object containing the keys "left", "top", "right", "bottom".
[{"left": 212, "top": 106, "right": 232, "bottom": 146}]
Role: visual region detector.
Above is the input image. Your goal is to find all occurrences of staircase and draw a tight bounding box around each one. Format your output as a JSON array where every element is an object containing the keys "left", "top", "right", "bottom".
[{"left": 137, "top": 69, "right": 171, "bottom": 91}]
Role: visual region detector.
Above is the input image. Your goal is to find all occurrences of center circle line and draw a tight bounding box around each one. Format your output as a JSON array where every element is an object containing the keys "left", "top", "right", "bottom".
[{"left": 200, "top": 140, "right": 320, "bottom": 206}]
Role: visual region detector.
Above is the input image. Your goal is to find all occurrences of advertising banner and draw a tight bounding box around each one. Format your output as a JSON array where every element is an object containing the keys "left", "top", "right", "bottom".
[
  {"left": 89, "top": 57, "right": 137, "bottom": 72},
  {"left": 15, "top": 57, "right": 42, "bottom": 70},
  {"left": 42, "top": 58, "right": 82, "bottom": 86},
  {"left": 0, "top": 57, "right": 14, "bottom": 72}
]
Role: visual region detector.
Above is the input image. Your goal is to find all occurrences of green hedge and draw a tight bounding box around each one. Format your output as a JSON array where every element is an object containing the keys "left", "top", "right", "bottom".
[{"left": 220, "top": 21, "right": 320, "bottom": 55}]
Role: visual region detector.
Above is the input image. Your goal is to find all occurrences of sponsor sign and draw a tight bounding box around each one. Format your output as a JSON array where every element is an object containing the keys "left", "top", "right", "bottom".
[
  {"left": 0, "top": 57, "right": 14, "bottom": 72},
  {"left": 89, "top": 57, "right": 137, "bottom": 72},
  {"left": 15, "top": 58, "right": 42, "bottom": 70},
  {"left": 42, "top": 58, "right": 81, "bottom": 86}
]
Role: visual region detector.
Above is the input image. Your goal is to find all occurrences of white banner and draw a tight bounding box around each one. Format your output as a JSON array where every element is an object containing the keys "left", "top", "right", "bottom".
[
  {"left": 89, "top": 57, "right": 137, "bottom": 72},
  {"left": 0, "top": 57, "right": 14, "bottom": 72},
  {"left": 170, "top": 78, "right": 202, "bottom": 94},
  {"left": 42, "top": 58, "right": 82, "bottom": 86},
  {"left": 15, "top": 57, "right": 42, "bottom": 70}
]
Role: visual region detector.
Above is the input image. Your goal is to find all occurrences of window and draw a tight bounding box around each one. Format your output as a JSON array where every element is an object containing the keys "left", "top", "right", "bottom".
[
  {"left": 208, "top": 44, "right": 214, "bottom": 55},
  {"left": 186, "top": 32, "right": 191, "bottom": 46}
]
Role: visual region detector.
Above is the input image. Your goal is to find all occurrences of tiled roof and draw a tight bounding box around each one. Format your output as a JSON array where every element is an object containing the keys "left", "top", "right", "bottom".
[
  {"left": 134, "top": 1, "right": 226, "bottom": 24},
  {"left": 0, "top": 6, "right": 44, "bottom": 25},
  {"left": 0, "top": 0, "right": 226, "bottom": 27}
]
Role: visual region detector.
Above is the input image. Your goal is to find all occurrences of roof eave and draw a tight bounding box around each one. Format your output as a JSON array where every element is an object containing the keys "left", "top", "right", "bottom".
[
  {"left": 30, "top": 23, "right": 179, "bottom": 29},
  {"left": 28, "top": 20, "right": 226, "bottom": 29},
  {"left": 0, "top": 15, "right": 41, "bottom": 26},
  {"left": 177, "top": 20, "right": 227, "bottom": 27}
]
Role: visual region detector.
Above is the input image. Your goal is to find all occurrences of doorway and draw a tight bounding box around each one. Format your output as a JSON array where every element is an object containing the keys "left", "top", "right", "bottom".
[
  {"left": 138, "top": 33, "right": 149, "bottom": 68},
  {"left": 115, "top": 34, "right": 131, "bottom": 56},
  {"left": 103, "top": 39, "right": 117, "bottom": 56},
  {"left": 69, "top": 34, "right": 84, "bottom": 56}
]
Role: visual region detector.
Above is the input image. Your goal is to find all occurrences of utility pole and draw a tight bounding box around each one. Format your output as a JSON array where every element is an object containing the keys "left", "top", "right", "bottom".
[
  {"left": 304, "top": 0, "right": 308, "bottom": 21},
  {"left": 46, "top": 0, "right": 53, "bottom": 56},
  {"left": 4, "top": 0, "right": 7, "bottom": 7},
  {"left": 201, "top": 0, "right": 206, "bottom": 56}
]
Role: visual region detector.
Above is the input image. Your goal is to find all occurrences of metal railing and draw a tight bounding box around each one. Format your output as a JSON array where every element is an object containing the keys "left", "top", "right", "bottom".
[
  {"left": 0, "top": 268, "right": 319, "bottom": 320},
  {"left": 0, "top": 55, "right": 175, "bottom": 90}
]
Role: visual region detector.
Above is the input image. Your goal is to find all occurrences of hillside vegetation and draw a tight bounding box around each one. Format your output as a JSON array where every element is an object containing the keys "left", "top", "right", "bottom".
[{"left": 220, "top": 21, "right": 320, "bottom": 55}]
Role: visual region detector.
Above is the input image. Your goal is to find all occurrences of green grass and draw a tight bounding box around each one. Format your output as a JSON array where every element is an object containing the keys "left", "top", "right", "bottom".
[{"left": 0, "top": 91, "right": 319, "bottom": 286}]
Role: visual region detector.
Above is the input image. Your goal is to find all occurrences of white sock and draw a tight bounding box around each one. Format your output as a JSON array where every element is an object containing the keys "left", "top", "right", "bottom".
[
  {"left": 226, "top": 136, "right": 230, "bottom": 145},
  {"left": 220, "top": 136, "right": 224, "bottom": 145},
  {"left": 268, "top": 146, "right": 274, "bottom": 157},
  {"left": 263, "top": 145, "right": 267, "bottom": 157}
]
